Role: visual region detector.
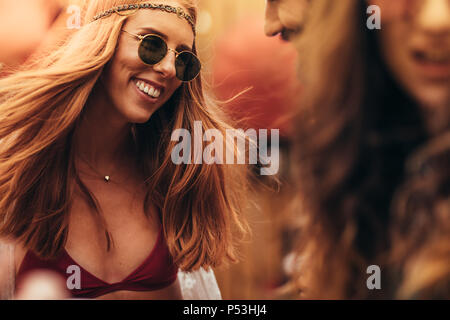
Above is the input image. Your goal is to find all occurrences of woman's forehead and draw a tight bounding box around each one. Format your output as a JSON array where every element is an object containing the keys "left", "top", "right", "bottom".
[{"left": 125, "top": 6, "right": 194, "bottom": 46}]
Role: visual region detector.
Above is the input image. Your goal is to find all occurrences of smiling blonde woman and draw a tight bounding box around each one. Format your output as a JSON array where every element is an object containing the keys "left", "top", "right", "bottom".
[{"left": 0, "top": 0, "right": 249, "bottom": 300}]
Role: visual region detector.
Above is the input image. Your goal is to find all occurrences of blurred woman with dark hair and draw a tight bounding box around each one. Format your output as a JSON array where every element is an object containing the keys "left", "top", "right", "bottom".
[{"left": 293, "top": 0, "right": 449, "bottom": 299}]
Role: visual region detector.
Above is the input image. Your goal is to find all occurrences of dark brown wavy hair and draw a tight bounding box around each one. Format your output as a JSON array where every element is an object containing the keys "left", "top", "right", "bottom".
[{"left": 292, "top": 0, "right": 449, "bottom": 299}]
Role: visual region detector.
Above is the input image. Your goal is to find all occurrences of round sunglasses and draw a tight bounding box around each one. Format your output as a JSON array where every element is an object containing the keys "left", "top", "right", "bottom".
[{"left": 122, "top": 30, "right": 201, "bottom": 82}]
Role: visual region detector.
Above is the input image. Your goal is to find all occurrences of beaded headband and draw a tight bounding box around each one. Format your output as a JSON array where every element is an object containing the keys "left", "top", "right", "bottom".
[{"left": 92, "top": 3, "right": 196, "bottom": 34}]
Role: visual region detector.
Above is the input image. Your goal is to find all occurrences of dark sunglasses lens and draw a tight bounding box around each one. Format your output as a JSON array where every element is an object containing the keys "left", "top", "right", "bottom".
[
  {"left": 175, "top": 51, "right": 201, "bottom": 81},
  {"left": 138, "top": 35, "right": 167, "bottom": 65}
]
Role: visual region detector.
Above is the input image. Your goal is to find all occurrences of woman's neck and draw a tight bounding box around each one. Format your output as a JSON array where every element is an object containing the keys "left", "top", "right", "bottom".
[{"left": 73, "top": 87, "right": 136, "bottom": 170}]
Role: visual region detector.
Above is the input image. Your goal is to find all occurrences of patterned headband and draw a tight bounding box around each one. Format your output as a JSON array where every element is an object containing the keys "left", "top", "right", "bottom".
[{"left": 92, "top": 3, "right": 196, "bottom": 34}]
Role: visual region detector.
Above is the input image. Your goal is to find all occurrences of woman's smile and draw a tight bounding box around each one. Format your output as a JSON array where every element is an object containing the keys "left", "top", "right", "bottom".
[
  {"left": 410, "top": 46, "right": 450, "bottom": 81},
  {"left": 132, "top": 77, "right": 165, "bottom": 103}
]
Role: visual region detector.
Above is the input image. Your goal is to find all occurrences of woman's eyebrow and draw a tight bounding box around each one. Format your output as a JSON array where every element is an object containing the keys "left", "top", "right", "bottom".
[{"left": 137, "top": 27, "right": 193, "bottom": 51}]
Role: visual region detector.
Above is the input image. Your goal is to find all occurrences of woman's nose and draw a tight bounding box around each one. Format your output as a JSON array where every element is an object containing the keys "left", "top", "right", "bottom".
[
  {"left": 265, "top": 6, "right": 283, "bottom": 37},
  {"left": 152, "top": 49, "right": 177, "bottom": 79},
  {"left": 416, "top": 0, "right": 450, "bottom": 36}
]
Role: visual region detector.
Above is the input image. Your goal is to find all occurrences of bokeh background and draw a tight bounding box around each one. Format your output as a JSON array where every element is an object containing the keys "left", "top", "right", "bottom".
[
  {"left": 196, "top": 1, "right": 300, "bottom": 300},
  {"left": 0, "top": 0, "right": 302, "bottom": 299}
]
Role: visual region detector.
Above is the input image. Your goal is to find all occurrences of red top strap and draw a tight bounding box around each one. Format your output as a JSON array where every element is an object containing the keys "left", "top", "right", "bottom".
[{"left": 16, "top": 227, "right": 178, "bottom": 298}]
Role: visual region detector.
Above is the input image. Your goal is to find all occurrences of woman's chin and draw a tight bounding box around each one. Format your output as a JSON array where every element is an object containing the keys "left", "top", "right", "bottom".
[
  {"left": 413, "top": 88, "right": 450, "bottom": 111},
  {"left": 120, "top": 106, "right": 156, "bottom": 124},
  {"left": 129, "top": 112, "right": 155, "bottom": 124}
]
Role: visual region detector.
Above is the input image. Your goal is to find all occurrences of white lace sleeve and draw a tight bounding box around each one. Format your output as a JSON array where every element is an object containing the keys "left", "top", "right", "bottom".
[
  {"left": 178, "top": 267, "right": 222, "bottom": 300},
  {"left": 0, "top": 241, "right": 15, "bottom": 300}
]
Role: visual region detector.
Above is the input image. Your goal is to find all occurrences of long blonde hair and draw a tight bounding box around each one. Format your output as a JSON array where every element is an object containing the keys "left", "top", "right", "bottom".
[{"left": 0, "top": 0, "right": 250, "bottom": 271}]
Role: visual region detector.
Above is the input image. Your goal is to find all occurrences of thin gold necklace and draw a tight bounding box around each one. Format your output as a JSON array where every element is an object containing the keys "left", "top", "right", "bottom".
[{"left": 77, "top": 156, "right": 114, "bottom": 183}]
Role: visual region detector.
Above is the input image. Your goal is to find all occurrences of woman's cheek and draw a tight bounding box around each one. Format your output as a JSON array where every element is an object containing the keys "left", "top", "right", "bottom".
[
  {"left": 368, "top": 0, "right": 410, "bottom": 22},
  {"left": 114, "top": 38, "right": 143, "bottom": 72}
]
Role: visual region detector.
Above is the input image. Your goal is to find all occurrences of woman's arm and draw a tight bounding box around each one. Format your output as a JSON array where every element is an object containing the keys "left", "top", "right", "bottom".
[{"left": 0, "top": 240, "right": 15, "bottom": 300}]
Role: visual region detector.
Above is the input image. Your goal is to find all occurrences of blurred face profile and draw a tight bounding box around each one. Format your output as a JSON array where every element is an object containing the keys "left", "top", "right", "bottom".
[
  {"left": 375, "top": 0, "right": 450, "bottom": 110},
  {"left": 101, "top": 1, "right": 194, "bottom": 124},
  {"left": 264, "top": 0, "right": 310, "bottom": 40}
]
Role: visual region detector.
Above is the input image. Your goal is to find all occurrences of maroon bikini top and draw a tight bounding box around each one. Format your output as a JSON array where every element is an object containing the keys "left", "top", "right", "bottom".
[{"left": 16, "top": 226, "right": 179, "bottom": 298}]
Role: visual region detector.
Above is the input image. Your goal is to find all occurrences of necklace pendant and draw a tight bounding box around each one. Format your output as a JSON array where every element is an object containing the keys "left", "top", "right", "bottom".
[{"left": 104, "top": 175, "right": 110, "bottom": 182}]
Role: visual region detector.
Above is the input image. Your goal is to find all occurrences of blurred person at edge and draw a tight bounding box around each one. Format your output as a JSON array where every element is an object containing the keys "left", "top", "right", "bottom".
[
  {"left": 212, "top": 17, "right": 302, "bottom": 295},
  {"left": 0, "top": 0, "right": 64, "bottom": 75},
  {"left": 264, "top": 0, "right": 311, "bottom": 41},
  {"left": 291, "top": 0, "right": 450, "bottom": 299},
  {"left": 262, "top": 0, "right": 311, "bottom": 291}
]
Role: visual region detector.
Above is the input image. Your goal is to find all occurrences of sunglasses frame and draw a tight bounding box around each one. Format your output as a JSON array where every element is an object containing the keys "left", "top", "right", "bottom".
[{"left": 122, "top": 30, "right": 201, "bottom": 82}]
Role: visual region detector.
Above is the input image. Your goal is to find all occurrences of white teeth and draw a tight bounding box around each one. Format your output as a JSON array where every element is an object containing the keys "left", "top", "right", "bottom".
[{"left": 135, "top": 80, "right": 162, "bottom": 99}]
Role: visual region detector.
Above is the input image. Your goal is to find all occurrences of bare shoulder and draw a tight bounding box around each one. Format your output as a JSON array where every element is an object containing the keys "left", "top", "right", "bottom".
[
  {"left": 0, "top": 236, "right": 14, "bottom": 253},
  {"left": 14, "top": 241, "right": 28, "bottom": 275},
  {"left": 0, "top": 237, "right": 27, "bottom": 276}
]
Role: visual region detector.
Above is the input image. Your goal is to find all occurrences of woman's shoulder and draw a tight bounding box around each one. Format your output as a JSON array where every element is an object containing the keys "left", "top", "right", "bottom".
[
  {"left": 0, "top": 236, "right": 15, "bottom": 253},
  {"left": 0, "top": 237, "right": 16, "bottom": 299},
  {"left": 0, "top": 237, "right": 27, "bottom": 276}
]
